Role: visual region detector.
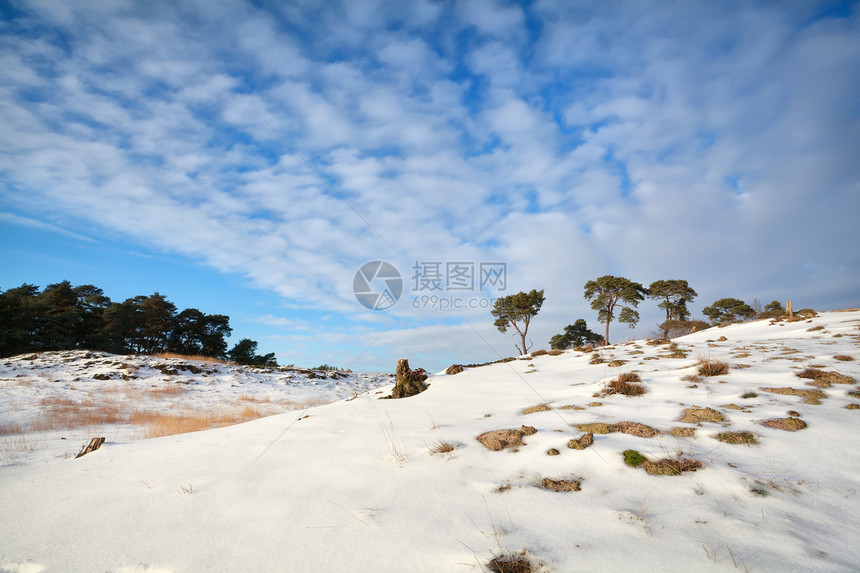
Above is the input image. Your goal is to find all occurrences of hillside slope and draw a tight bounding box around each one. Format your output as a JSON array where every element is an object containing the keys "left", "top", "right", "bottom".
[{"left": 1, "top": 311, "right": 859, "bottom": 572}]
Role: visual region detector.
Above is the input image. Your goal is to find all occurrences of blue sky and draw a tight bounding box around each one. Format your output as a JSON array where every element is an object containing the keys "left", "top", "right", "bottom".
[{"left": 1, "top": 0, "right": 858, "bottom": 372}]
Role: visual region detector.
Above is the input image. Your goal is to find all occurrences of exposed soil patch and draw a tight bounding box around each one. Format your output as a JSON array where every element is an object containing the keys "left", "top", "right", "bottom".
[
  {"left": 680, "top": 407, "right": 725, "bottom": 423},
  {"left": 615, "top": 421, "right": 660, "bottom": 437},
  {"left": 763, "top": 387, "right": 827, "bottom": 404},
  {"left": 568, "top": 432, "right": 594, "bottom": 450},
  {"left": 623, "top": 449, "right": 703, "bottom": 475},
  {"left": 796, "top": 368, "right": 855, "bottom": 385},
  {"left": 540, "top": 477, "right": 581, "bottom": 492},
  {"left": 670, "top": 427, "right": 696, "bottom": 437},
  {"left": 521, "top": 425, "right": 537, "bottom": 436},
  {"left": 715, "top": 431, "right": 757, "bottom": 444},
  {"left": 574, "top": 422, "right": 617, "bottom": 434},
  {"left": 761, "top": 417, "right": 807, "bottom": 431},
  {"left": 477, "top": 429, "right": 526, "bottom": 451},
  {"left": 643, "top": 458, "right": 703, "bottom": 476},
  {"left": 522, "top": 404, "right": 551, "bottom": 415}
]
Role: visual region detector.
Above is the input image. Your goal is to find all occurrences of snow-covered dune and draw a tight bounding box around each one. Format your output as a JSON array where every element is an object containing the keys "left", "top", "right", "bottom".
[{"left": 2, "top": 311, "right": 859, "bottom": 572}]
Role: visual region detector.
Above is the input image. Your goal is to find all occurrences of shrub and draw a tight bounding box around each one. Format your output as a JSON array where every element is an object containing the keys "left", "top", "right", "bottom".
[{"left": 530, "top": 349, "right": 548, "bottom": 357}]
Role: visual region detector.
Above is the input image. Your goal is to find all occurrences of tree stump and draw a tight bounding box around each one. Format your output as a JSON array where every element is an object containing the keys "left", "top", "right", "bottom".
[
  {"left": 75, "top": 437, "right": 105, "bottom": 458},
  {"left": 786, "top": 300, "right": 793, "bottom": 317},
  {"left": 391, "top": 359, "right": 428, "bottom": 398}
]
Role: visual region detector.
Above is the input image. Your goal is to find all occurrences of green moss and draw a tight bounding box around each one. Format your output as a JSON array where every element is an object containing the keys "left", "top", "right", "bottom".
[{"left": 623, "top": 449, "right": 647, "bottom": 467}]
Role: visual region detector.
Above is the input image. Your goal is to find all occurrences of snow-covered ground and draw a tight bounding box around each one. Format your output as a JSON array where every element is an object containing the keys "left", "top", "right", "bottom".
[{"left": 1, "top": 310, "right": 859, "bottom": 572}]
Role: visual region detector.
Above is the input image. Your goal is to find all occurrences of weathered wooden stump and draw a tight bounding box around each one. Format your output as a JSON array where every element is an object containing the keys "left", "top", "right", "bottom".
[
  {"left": 75, "top": 437, "right": 105, "bottom": 458},
  {"left": 390, "top": 359, "right": 428, "bottom": 398}
]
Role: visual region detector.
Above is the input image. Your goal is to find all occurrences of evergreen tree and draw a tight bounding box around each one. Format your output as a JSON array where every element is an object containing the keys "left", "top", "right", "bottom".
[
  {"left": 491, "top": 289, "right": 546, "bottom": 355},
  {"left": 583, "top": 276, "right": 647, "bottom": 345},
  {"left": 702, "top": 298, "right": 756, "bottom": 325},
  {"left": 550, "top": 319, "right": 603, "bottom": 350}
]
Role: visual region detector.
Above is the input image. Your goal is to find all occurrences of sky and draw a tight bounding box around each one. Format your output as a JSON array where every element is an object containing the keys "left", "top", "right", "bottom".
[{"left": 1, "top": 0, "right": 858, "bottom": 372}]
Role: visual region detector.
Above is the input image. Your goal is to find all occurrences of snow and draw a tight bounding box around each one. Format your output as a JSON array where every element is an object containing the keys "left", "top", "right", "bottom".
[{"left": 2, "top": 311, "right": 859, "bottom": 572}]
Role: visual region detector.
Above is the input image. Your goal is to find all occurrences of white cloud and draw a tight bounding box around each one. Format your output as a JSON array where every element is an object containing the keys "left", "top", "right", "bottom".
[{"left": 1, "top": 0, "right": 857, "bottom": 369}]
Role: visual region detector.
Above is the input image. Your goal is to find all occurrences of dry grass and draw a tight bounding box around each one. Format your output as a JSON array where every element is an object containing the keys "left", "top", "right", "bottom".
[
  {"left": 574, "top": 422, "right": 617, "bottom": 434},
  {"left": 615, "top": 421, "right": 660, "bottom": 437},
  {"left": 763, "top": 387, "right": 827, "bottom": 404},
  {"left": 146, "top": 384, "right": 187, "bottom": 398},
  {"left": 488, "top": 550, "right": 535, "bottom": 573},
  {"left": 670, "top": 427, "right": 695, "bottom": 437},
  {"left": 428, "top": 440, "right": 456, "bottom": 454},
  {"left": 680, "top": 407, "right": 725, "bottom": 423},
  {"left": 715, "top": 431, "right": 757, "bottom": 444},
  {"left": 137, "top": 412, "right": 214, "bottom": 438},
  {"left": 762, "top": 417, "right": 807, "bottom": 431},
  {"left": 540, "top": 477, "right": 581, "bottom": 492},
  {"left": 601, "top": 373, "right": 646, "bottom": 397},
  {"left": 833, "top": 354, "right": 854, "bottom": 361},
  {"left": 0, "top": 421, "right": 24, "bottom": 436},
  {"left": 697, "top": 357, "right": 729, "bottom": 377},
  {"left": 135, "top": 405, "right": 266, "bottom": 439},
  {"left": 521, "top": 404, "right": 550, "bottom": 415},
  {"left": 643, "top": 457, "right": 703, "bottom": 475},
  {"left": 796, "top": 368, "right": 854, "bottom": 385}
]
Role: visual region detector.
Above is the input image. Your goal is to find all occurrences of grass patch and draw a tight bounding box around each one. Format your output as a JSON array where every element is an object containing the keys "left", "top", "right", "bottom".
[
  {"left": 615, "top": 421, "right": 660, "bottom": 438},
  {"left": 697, "top": 357, "right": 729, "bottom": 377},
  {"left": 741, "top": 391, "right": 758, "bottom": 399},
  {"left": 643, "top": 457, "right": 703, "bottom": 476},
  {"left": 833, "top": 354, "right": 854, "bottom": 361},
  {"left": 670, "top": 427, "right": 695, "bottom": 437},
  {"left": 522, "top": 404, "right": 551, "bottom": 415},
  {"left": 540, "top": 477, "right": 581, "bottom": 492},
  {"left": 488, "top": 550, "right": 535, "bottom": 573},
  {"left": 601, "top": 372, "right": 646, "bottom": 397},
  {"left": 796, "top": 368, "right": 854, "bottom": 385},
  {"left": 715, "top": 431, "right": 757, "bottom": 444},
  {"left": 623, "top": 449, "right": 647, "bottom": 467},
  {"left": 761, "top": 417, "right": 807, "bottom": 431},
  {"left": 763, "top": 387, "right": 827, "bottom": 404},
  {"left": 568, "top": 433, "right": 594, "bottom": 450},
  {"left": 574, "top": 422, "right": 617, "bottom": 434},
  {"left": 680, "top": 407, "right": 725, "bottom": 423},
  {"left": 428, "top": 440, "right": 456, "bottom": 455}
]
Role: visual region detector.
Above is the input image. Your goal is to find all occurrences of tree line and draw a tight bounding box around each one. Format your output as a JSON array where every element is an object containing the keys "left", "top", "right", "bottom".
[
  {"left": 491, "top": 276, "right": 787, "bottom": 354},
  {"left": 0, "top": 281, "right": 277, "bottom": 365}
]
